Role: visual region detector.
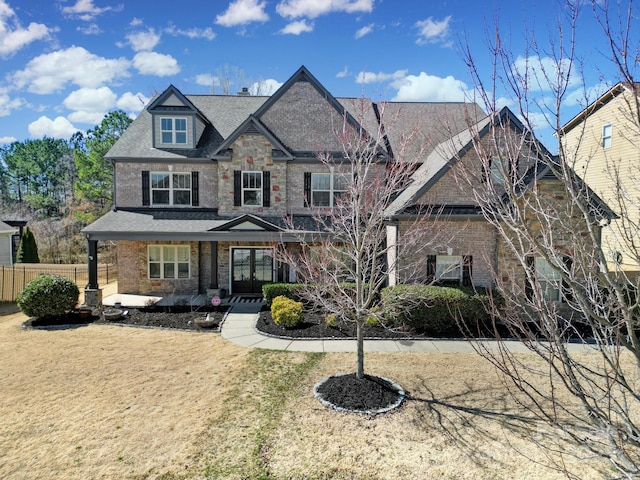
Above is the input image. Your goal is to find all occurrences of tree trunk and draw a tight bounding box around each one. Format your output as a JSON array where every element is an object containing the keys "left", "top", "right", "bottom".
[{"left": 356, "top": 322, "right": 364, "bottom": 379}]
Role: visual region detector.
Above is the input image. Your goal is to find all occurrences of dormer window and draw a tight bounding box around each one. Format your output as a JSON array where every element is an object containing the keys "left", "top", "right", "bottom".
[{"left": 161, "top": 117, "right": 187, "bottom": 145}]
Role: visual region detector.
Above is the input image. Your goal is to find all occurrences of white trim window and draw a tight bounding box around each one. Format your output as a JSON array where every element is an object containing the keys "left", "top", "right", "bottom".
[
  {"left": 148, "top": 245, "right": 190, "bottom": 279},
  {"left": 161, "top": 117, "right": 187, "bottom": 145},
  {"left": 602, "top": 123, "right": 612, "bottom": 148},
  {"left": 151, "top": 172, "right": 191, "bottom": 206},
  {"left": 436, "top": 255, "right": 462, "bottom": 282},
  {"left": 535, "top": 257, "right": 562, "bottom": 302},
  {"left": 242, "top": 171, "right": 262, "bottom": 206},
  {"left": 311, "top": 172, "right": 349, "bottom": 207}
]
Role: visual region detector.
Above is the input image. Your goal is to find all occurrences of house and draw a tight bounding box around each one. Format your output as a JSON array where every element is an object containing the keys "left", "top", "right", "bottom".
[
  {"left": 82, "top": 65, "right": 613, "bottom": 306},
  {"left": 560, "top": 82, "right": 640, "bottom": 276},
  {"left": 0, "top": 221, "right": 18, "bottom": 266}
]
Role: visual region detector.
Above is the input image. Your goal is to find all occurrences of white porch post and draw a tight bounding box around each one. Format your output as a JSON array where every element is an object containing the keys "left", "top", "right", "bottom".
[{"left": 386, "top": 223, "right": 398, "bottom": 287}]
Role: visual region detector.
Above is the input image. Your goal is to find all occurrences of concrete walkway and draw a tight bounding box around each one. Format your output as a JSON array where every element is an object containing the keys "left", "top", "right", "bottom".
[{"left": 220, "top": 302, "right": 597, "bottom": 354}]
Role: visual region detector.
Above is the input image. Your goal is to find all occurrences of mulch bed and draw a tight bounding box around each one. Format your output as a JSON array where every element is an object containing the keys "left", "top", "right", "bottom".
[
  {"left": 314, "top": 373, "right": 405, "bottom": 413},
  {"left": 25, "top": 306, "right": 228, "bottom": 331}
]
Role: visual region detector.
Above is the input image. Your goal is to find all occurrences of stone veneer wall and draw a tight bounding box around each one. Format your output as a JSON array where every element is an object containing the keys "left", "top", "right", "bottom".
[
  {"left": 217, "top": 134, "right": 287, "bottom": 216},
  {"left": 397, "top": 219, "right": 498, "bottom": 287},
  {"left": 115, "top": 162, "right": 218, "bottom": 209}
]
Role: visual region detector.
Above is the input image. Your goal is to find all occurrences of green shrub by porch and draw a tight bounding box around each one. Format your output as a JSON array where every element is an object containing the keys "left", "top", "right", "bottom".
[
  {"left": 17, "top": 274, "right": 79, "bottom": 319},
  {"left": 262, "top": 283, "right": 304, "bottom": 307},
  {"left": 271, "top": 295, "right": 304, "bottom": 328},
  {"left": 381, "top": 284, "right": 498, "bottom": 335}
]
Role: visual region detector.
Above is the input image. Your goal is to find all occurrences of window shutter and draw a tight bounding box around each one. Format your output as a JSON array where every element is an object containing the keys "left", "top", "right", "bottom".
[
  {"left": 426, "top": 255, "right": 436, "bottom": 282},
  {"left": 191, "top": 171, "right": 199, "bottom": 206},
  {"left": 462, "top": 255, "right": 473, "bottom": 286},
  {"left": 142, "top": 170, "right": 150, "bottom": 206},
  {"left": 304, "top": 172, "right": 311, "bottom": 207},
  {"left": 233, "top": 170, "right": 241, "bottom": 206},
  {"left": 562, "top": 256, "right": 573, "bottom": 302},
  {"left": 263, "top": 171, "right": 270, "bottom": 207},
  {"left": 525, "top": 255, "right": 535, "bottom": 300}
]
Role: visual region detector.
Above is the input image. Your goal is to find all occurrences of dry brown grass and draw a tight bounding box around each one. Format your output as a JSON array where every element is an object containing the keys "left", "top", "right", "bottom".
[{"left": 0, "top": 305, "right": 611, "bottom": 480}]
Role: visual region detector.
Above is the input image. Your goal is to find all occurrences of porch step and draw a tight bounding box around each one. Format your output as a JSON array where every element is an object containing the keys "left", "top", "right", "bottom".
[{"left": 228, "top": 296, "right": 264, "bottom": 304}]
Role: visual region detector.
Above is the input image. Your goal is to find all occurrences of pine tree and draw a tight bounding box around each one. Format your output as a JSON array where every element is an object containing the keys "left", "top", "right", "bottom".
[{"left": 15, "top": 227, "right": 39, "bottom": 263}]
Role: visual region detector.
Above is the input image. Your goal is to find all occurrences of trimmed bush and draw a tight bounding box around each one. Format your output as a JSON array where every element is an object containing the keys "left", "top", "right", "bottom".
[
  {"left": 17, "top": 274, "right": 79, "bottom": 319},
  {"left": 381, "top": 284, "right": 499, "bottom": 335},
  {"left": 262, "top": 283, "right": 304, "bottom": 307},
  {"left": 271, "top": 295, "right": 304, "bottom": 328}
]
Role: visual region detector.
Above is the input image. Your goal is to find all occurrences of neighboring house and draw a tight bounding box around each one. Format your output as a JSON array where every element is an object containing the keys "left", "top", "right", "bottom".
[
  {"left": 560, "top": 83, "right": 640, "bottom": 275},
  {"left": 82, "top": 65, "right": 613, "bottom": 306},
  {"left": 0, "top": 221, "right": 18, "bottom": 266}
]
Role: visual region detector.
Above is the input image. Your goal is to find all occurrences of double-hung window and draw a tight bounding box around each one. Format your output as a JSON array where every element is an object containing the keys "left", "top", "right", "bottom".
[
  {"left": 535, "top": 257, "right": 562, "bottom": 302},
  {"left": 435, "top": 255, "right": 462, "bottom": 282},
  {"left": 602, "top": 124, "right": 612, "bottom": 148},
  {"left": 148, "top": 245, "right": 190, "bottom": 279},
  {"left": 311, "top": 172, "right": 349, "bottom": 207},
  {"left": 151, "top": 172, "right": 191, "bottom": 206},
  {"left": 242, "top": 171, "right": 262, "bottom": 206},
  {"left": 161, "top": 117, "right": 187, "bottom": 145}
]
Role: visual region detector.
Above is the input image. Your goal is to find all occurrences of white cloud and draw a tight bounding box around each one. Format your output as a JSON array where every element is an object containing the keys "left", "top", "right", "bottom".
[
  {"left": 280, "top": 20, "right": 313, "bottom": 35},
  {"left": 0, "top": 136, "right": 17, "bottom": 144},
  {"left": 512, "top": 55, "right": 581, "bottom": 93},
  {"left": 195, "top": 73, "right": 219, "bottom": 87},
  {"left": 63, "top": 86, "right": 117, "bottom": 110},
  {"left": 276, "top": 0, "right": 373, "bottom": 19},
  {"left": 415, "top": 15, "right": 451, "bottom": 45},
  {"left": 11, "top": 46, "right": 131, "bottom": 94},
  {"left": 0, "top": 90, "right": 23, "bottom": 116},
  {"left": 77, "top": 23, "right": 101, "bottom": 34},
  {"left": 249, "top": 78, "right": 283, "bottom": 95},
  {"left": 116, "top": 91, "right": 150, "bottom": 112},
  {"left": 216, "top": 0, "right": 269, "bottom": 27},
  {"left": 355, "top": 23, "right": 374, "bottom": 39},
  {"left": 130, "top": 18, "right": 143, "bottom": 27},
  {"left": 336, "top": 66, "right": 350, "bottom": 78},
  {"left": 28, "top": 116, "right": 78, "bottom": 139},
  {"left": 126, "top": 28, "right": 160, "bottom": 51},
  {"left": 165, "top": 25, "right": 216, "bottom": 40},
  {"left": 133, "top": 51, "right": 180, "bottom": 76},
  {"left": 62, "top": 0, "right": 121, "bottom": 21},
  {"left": 0, "top": 0, "right": 54, "bottom": 57},
  {"left": 391, "top": 72, "right": 473, "bottom": 102},
  {"left": 563, "top": 82, "right": 611, "bottom": 107},
  {"left": 356, "top": 69, "right": 408, "bottom": 84}
]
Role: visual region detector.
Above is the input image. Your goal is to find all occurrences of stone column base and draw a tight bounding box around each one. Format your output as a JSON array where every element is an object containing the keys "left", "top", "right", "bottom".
[{"left": 84, "top": 288, "right": 103, "bottom": 307}]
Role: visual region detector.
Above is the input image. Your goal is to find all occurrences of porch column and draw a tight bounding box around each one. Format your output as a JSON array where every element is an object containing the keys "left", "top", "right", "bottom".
[
  {"left": 386, "top": 223, "right": 398, "bottom": 287},
  {"left": 84, "top": 238, "right": 102, "bottom": 306}
]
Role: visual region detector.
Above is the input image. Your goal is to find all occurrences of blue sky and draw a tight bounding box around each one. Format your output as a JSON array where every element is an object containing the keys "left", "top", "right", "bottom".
[{"left": 0, "top": 0, "right": 628, "bottom": 148}]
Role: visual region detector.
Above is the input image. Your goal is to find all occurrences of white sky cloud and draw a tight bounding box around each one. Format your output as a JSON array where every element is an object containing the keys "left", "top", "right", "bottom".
[
  {"left": 276, "top": 0, "right": 373, "bottom": 19},
  {"left": 165, "top": 25, "right": 216, "bottom": 40},
  {"left": 0, "top": 0, "right": 54, "bottom": 57},
  {"left": 280, "top": 20, "right": 314, "bottom": 35},
  {"left": 563, "top": 82, "right": 611, "bottom": 108},
  {"left": 61, "top": 0, "right": 121, "bottom": 21},
  {"left": 356, "top": 69, "right": 408, "bottom": 84},
  {"left": 512, "top": 55, "right": 581, "bottom": 93},
  {"left": 0, "top": 90, "right": 23, "bottom": 116},
  {"left": 77, "top": 23, "right": 102, "bottom": 35},
  {"left": 391, "top": 72, "right": 473, "bottom": 102},
  {"left": 126, "top": 28, "right": 160, "bottom": 52},
  {"left": 336, "top": 66, "right": 350, "bottom": 78},
  {"left": 0, "top": 136, "right": 17, "bottom": 144},
  {"left": 355, "top": 23, "right": 374, "bottom": 39},
  {"left": 11, "top": 46, "right": 131, "bottom": 94},
  {"left": 249, "top": 78, "right": 283, "bottom": 95},
  {"left": 415, "top": 15, "right": 451, "bottom": 45},
  {"left": 116, "top": 92, "right": 150, "bottom": 112},
  {"left": 28, "top": 116, "right": 78, "bottom": 139},
  {"left": 195, "top": 73, "right": 219, "bottom": 87},
  {"left": 63, "top": 86, "right": 117, "bottom": 114},
  {"left": 132, "top": 52, "right": 179, "bottom": 76},
  {"left": 216, "top": 0, "right": 269, "bottom": 27}
]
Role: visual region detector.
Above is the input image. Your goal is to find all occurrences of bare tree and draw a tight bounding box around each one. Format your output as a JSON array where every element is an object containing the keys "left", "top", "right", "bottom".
[
  {"left": 278, "top": 98, "right": 451, "bottom": 380},
  {"left": 456, "top": 1, "right": 640, "bottom": 476}
]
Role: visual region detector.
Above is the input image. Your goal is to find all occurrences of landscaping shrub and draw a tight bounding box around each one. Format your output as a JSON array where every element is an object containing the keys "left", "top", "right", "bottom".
[
  {"left": 262, "top": 283, "right": 304, "bottom": 307},
  {"left": 381, "top": 284, "right": 499, "bottom": 335},
  {"left": 17, "top": 274, "right": 79, "bottom": 319},
  {"left": 271, "top": 295, "right": 304, "bottom": 328}
]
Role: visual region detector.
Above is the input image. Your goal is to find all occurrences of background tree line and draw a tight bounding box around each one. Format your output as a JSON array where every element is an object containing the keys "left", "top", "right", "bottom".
[{"left": 0, "top": 110, "right": 132, "bottom": 263}]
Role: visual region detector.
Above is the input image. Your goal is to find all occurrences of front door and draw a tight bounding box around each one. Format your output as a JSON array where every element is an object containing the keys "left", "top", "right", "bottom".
[{"left": 232, "top": 248, "right": 274, "bottom": 294}]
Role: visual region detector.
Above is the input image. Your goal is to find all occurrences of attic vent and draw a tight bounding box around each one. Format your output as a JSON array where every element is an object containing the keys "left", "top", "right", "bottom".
[
  {"left": 238, "top": 87, "right": 250, "bottom": 96},
  {"left": 244, "top": 123, "right": 260, "bottom": 135}
]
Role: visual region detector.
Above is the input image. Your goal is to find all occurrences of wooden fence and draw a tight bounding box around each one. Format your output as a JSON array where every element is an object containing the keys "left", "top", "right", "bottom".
[{"left": 0, "top": 264, "right": 116, "bottom": 301}]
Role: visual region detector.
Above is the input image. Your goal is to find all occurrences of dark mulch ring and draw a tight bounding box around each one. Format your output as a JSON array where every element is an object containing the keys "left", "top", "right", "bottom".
[
  {"left": 24, "top": 306, "right": 228, "bottom": 331},
  {"left": 257, "top": 310, "right": 460, "bottom": 339},
  {"left": 314, "top": 373, "right": 405, "bottom": 414}
]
